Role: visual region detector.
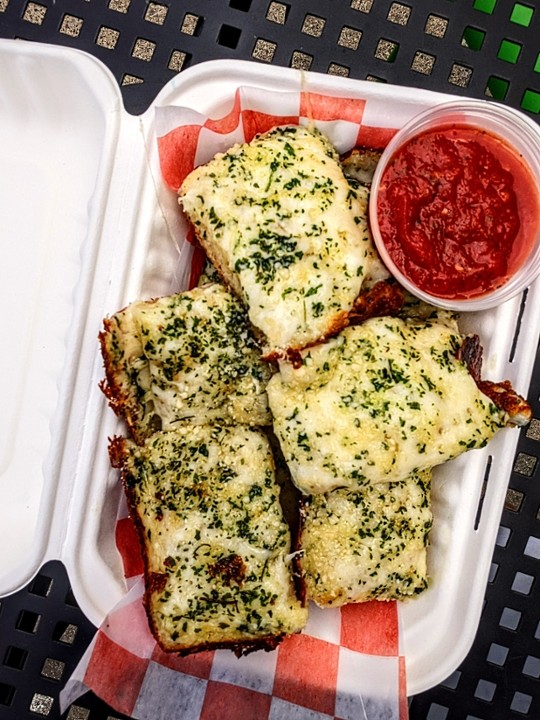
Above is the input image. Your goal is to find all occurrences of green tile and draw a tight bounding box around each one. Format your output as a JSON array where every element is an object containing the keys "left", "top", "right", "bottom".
[
  {"left": 510, "top": 3, "right": 534, "bottom": 26},
  {"left": 534, "top": 53, "right": 540, "bottom": 73},
  {"left": 497, "top": 39, "right": 521, "bottom": 63},
  {"left": 487, "top": 75, "right": 510, "bottom": 100},
  {"left": 473, "top": 0, "right": 497, "bottom": 14},
  {"left": 521, "top": 89, "right": 540, "bottom": 114},
  {"left": 462, "top": 26, "right": 486, "bottom": 50}
]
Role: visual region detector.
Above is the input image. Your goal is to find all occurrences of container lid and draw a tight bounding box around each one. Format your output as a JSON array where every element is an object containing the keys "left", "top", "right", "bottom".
[{"left": 0, "top": 40, "right": 124, "bottom": 597}]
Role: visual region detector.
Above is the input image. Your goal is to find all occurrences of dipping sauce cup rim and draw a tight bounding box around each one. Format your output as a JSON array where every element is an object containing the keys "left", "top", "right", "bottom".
[{"left": 368, "top": 99, "right": 540, "bottom": 311}]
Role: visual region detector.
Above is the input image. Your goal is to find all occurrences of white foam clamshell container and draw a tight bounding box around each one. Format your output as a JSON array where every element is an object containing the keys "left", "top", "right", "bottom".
[{"left": 2, "top": 38, "right": 540, "bottom": 696}]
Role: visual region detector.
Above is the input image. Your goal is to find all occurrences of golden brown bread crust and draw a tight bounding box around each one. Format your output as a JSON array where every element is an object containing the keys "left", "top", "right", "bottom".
[
  {"left": 99, "top": 318, "right": 147, "bottom": 442},
  {"left": 264, "top": 280, "right": 405, "bottom": 368},
  {"left": 456, "top": 334, "right": 532, "bottom": 426},
  {"left": 340, "top": 146, "right": 383, "bottom": 186}
]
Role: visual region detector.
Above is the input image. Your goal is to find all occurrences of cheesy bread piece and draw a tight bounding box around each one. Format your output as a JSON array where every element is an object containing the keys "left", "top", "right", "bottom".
[
  {"left": 179, "top": 125, "right": 388, "bottom": 358},
  {"left": 110, "top": 425, "right": 308, "bottom": 654},
  {"left": 267, "top": 315, "right": 508, "bottom": 494},
  {"left": 299, "top": 469, "right": 432, "bottom": 606},
  {"left": 100, "top": 284, "right": 272, "bottom": 443}
]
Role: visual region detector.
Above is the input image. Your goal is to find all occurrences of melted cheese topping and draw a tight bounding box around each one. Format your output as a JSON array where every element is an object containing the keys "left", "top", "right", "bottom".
[
  {"left": 267, "top": 316, "right": 507, "bottom": 494},
  {"left": 101, "top": 284, "right": 272, "bottom": 441},
  {"left": 179, "top": 125, "right": 387, "bottom": 355},
  {"left": 300, "top": 469, "right": 432, "bottom": 606},
  {"left": 121, "top": 425, "right": 307, "bottom": 650}
]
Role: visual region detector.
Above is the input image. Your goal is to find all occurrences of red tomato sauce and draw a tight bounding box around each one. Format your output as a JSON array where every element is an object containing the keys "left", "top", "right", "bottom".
[{"left": 376, "top": 125, "right": 540, "bottom": 299}]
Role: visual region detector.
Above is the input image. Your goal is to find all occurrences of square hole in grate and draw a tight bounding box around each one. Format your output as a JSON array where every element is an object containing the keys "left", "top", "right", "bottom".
[
  {"left": 497, "top": 525, "right": 511, "bottom": 547},
  {"left": 510, "top": 692, "right": 532, "bottom": 714},
  {"left": 524, "top": 535, "right": 540, "bottom": 559},
  {"left": 510, "top": 3, "right": 534, "bottom": 26},
  {"left": 109, "top": 0, "right": 130, "bottom": 11},
  {"left": 426, "top": 704, "right": 449, "bottom": 720},
  {"left": 29, "top": 574, "right": 53, "bottom": 598},
  {"left": 41, "top": 657, "right": 65, "bottom": 681},
  {"left": 122, "top": 74, "right": 144, "bottom": 86},
  {"left": 376, "top": 39, "right": 399, "bottom": 62},
  {"left": 290, "top": 51, "right": 313, "bottom": 70},
  {"left": 513, "top": 452, "right": 537, "bottom": 475},
  {"left": 449, "top": 63, "right": 473, "bottom": 87},
  {"left": 252, "top": 38, "right": 277, "bottom": 62},
  {"left": 302, "top": 14, "right": 325, "bottom": 37},
  {"left": 441, "top": 670, "right": 461, "bottom": 690},
  {"left": 512, "top": 571, "right": 534, "bottom": 594},
  {"left": 488, "top": 562, "right": 499, "bottom": 582},
  {"left": 66, "top": 706, "right": 91, "bottom": 720},
  {"left": 425, "top": 14, "right": 448, "bottom": 37},
  {"left": 525, "top": 417, "right": 540, "bottom": 440},
  {"left": 30, "top": 693, "right": 54, "bottom": 716},
  {"left": 366, "top": 75, "right": 387, "bottom": 83},
  {"left": 0, "top": 0, "right": 9, "bottom": 11},
  {"left": 487, "top": 642, "right": 509, "bottom": 666},
  {"left": 230, "top": 0, "right": 252, "bottom": 10},
  {"left": 328, "top": 63, "right": 350, "bottom": 77},
  {"left": 132, "top": 38, "right": 156, "bottom": 61},
  {"left": 387, "top": 3, "right": 411, "bottom": 25},
  {"left": 181, "top": 13, "right": 203, "bottom": 36},
  {"left": 473, "top": 0, "right": 496, "bottom": 13},
  {"left": 523, "top": 655, "right": 540, "bottom": 678},
  {"left": 462, "top": 26, "right": 486, "bottom": 50},
  {"left": 486, "top": 75, "right": 509, "bottom": 100},
  {"left": 474, "top": 679, "right": 496, "bottom": 702},
  {"left": 144, "top": 2, "right": 167, "bottom": 25},
  {"left": 522, "top": 89, "right": 540, "bottom": 114},
  {"left": 3, "top": 646, "right": 28, "bottom": 670},
  {"left": 498, "top": 39, "right": 522, "bottom": 63},
  {"left": 351, "top": 0, "right": 373, "bottom": 12},
  {"left": 505, "top": 488, "right": 524, "bottom": 512},
  {"left": 59, "top": 15, "right": 83, "bottom": 37},
  {"left": 96, "top": 26, "right": 120, "bottom": 49},
  {"left": 411, "top": 51, "right": 435, "bottom": 75},
  {"left": 500, "top": 606, "right": 521, "bottom": 630},
  {"left": 218, "top": 24, "right": 242, "bottom": 49},
  {"left": 16, "top": 609, "right": 41, "bottom": 634},
  {"left": 338, "top": 27, "right": 362, "bottom": 50},
  {"left": 23, "top": 1, "right": 46, "bottom": 24},
  {"left": 0, "top": 682, "right": 15, "bottom": 707},
  {"left": 53, "top": 621, "right": 78, "bottom": 645},
  {"left": 169, "top": 50, "right": 189, "bottom": 72},
  {"left": 267, "top": 2, "right": 289, "bottom": 24}
]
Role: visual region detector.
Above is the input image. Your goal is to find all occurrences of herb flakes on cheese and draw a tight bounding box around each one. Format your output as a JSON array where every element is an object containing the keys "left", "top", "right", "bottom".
[
  {"left": 178, "top": 125, "right": 387, "bottom": 357},
  {"left": 111, "top": 425, "right": 308, "bottom": 654},
  {"left": 267, "top": 315, "right": 507, "bottom": 494},
  {"left": 299, "top": 469, "right": 432, "bottom": 606},
  {"left": 100, "top": 283, "right": 272, "bottom": 442}
]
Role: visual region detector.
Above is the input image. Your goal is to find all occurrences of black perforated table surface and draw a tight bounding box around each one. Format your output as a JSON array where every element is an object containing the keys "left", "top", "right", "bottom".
[{"left": 0, "top": 1, "right": 539, "bottom": 719}]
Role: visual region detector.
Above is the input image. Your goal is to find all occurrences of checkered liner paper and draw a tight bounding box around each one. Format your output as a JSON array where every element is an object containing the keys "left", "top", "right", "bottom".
[{"left": 61, "top": 85, "right": 411, "bottom": 720}]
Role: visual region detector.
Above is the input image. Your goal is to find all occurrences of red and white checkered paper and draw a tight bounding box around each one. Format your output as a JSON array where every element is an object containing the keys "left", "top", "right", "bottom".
[{"left": 61, "top": 86, "right": 409, "bottom": 720}]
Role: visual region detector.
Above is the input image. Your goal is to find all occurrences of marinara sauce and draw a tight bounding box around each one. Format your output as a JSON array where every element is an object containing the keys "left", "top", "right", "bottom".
[{"left": 376, "top": 124, "right": 540, "bottom": 299}]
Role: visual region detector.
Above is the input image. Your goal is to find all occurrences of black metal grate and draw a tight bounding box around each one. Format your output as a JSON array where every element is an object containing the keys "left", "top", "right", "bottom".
[
  {"left": 0, "top": 0, "right": 538, "bottom": 116},
  {"left": 0, "top": 1, "right": 539, "bottom": 718},
  {"left": 0, "top": 560, "right": 131, "bottom": 719}
]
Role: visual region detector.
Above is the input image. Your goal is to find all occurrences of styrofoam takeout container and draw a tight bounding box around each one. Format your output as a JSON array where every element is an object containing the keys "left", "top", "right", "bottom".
[{"left": 2, "top": 38, "right": 540, "bottom": 696}]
